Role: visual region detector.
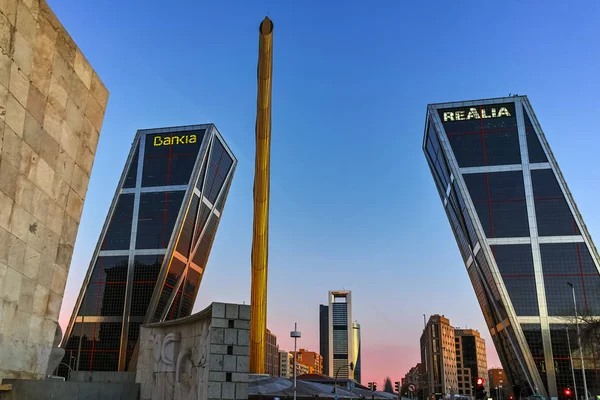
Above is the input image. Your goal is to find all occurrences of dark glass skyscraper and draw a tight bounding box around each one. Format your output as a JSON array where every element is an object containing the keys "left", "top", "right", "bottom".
[
  {"left": 61, "top": 125, "right": 236, "bottom": 372},
  {"left": 319, "top": 304, "right": 330, "bottom": 376},
  {"left": 423, "top": 96, "right": 600, "bottom": 399}
]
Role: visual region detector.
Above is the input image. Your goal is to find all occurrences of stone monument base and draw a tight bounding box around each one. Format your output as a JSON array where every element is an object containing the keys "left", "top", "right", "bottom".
[
  {"left": 136, "top": 302, "right": 251, "bottom": 400},
  {"left": 0, "top": 379, "right": 139, "bottom": 400}
]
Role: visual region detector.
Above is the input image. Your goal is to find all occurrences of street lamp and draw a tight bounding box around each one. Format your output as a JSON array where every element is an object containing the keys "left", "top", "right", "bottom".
[
  {"left": 334, "top": 362, "right": 355, "bottom": 395},
  {"left": 566, "top": 326, "right": 579, "bottom": 400},
  {"left": 495, "top": 385, "right": 503, "bottom": 400},
  {"left": 291, "top": 323, "right": 301, "bottom": 400},
  {"left": 567, "top": 282, "right": 589, "bottom": 400}
]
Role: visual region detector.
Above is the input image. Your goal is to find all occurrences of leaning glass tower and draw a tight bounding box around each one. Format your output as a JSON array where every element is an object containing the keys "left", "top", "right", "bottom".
[
  {"left": 61, "top": 125, "right": 236, "bottom": 372},
  {"left": 423, "top": 96, "right": 600, "bottom": 399}
]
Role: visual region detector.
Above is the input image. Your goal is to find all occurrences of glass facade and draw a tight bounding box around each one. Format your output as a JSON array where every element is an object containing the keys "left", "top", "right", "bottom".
[
  {"left": 60, "top": 125, "right": 236, "bottom": 373},
  {"left": 329, "top": 291, "right": 354, "bottom": 380},
  {"left": 424, "top": 97, "right": 600, "bottom": 399},
  {"left": 319, "top": 305, "right": 330, "bottom": 376}
]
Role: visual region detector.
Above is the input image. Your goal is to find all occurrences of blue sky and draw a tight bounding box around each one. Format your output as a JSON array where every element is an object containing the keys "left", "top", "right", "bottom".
[{"left": 53, "top": 0, "right": 600, "bottom": 385}]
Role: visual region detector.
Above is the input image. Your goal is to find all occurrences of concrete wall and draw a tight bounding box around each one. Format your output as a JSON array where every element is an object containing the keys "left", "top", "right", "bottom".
[
  {"left": 0, "top": 0, "right": 108, "bottom": 380},
  {"left": 0, "top": 379, "right": 139, "bottom": 400},
  {"left": 136, "top": 302, "right": 251, "bottom": 400},
  {"left": 69, "top": 371, "right": 136, "bottom": 383}
]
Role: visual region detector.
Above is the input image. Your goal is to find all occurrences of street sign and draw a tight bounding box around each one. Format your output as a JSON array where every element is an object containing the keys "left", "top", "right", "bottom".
[{"left": 408, "top": 384, "right": 416, "bottom": 392}]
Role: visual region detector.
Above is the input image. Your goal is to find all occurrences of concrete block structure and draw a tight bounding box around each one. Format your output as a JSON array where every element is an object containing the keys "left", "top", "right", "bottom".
[
  {"left": 135, "top": 302, "right": 251, "bottom": 400},
  {"left": 0, "top": 0, "right": 108, "bottom": 380}
]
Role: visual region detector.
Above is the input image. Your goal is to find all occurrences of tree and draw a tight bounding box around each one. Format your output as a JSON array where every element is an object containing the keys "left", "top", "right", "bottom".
[
  {"left": 579, "top": 315, "right": 600, "bottom": 369},
  {"left": 565, "top": 313, "right": 600, "bottom": 370},
  {"left": 563, "top": 312, "right": 600, "bottom": 393},
  {"left": 384, "top": 377, "right": 394, "bottom": 393}
]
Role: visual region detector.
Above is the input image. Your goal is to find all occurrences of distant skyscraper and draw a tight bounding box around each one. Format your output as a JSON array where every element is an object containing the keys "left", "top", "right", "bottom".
[
  {"left": 61, "top": 125, "right": 236, "bottom": 372},
  {"left": 265, "top": 329, "right": 280, "bottom": 376},
  {"left": 423, "top": 96, "right": 600, "bottom": 399},
  {"left": 352, "top": 322, "right": 361, "bottom": 383},
  {"left": 421, "top": 315, "right": 458, "bottom": 398},
  {"left": 455, "top": 329, "right": 488, "bottom": 397},
  {"left": 328, "top": 290, "right": 354, "bottom": 380},
  {"left": 319, "top": 304, "right": 329, "bottom": 375}
]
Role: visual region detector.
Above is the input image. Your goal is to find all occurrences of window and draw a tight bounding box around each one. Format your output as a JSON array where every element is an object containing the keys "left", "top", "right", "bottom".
[
  {"left": 523, "top": 107, "right": 547, "bottom": 163},
  {"left": 203, "top": 138, "right": 234, "bottom": 204},
  {"left": 541, "top": 243, "right": 600, "bottom": 316},
  {"left": 130, "top": 255, "right": 164, "bottom": 316},
  {"left": 441, "top": 103, "right": 519, "bottom": 167},
  {"left": 136, "top": 191, "right": 185, "bottom": 249},
  {"left": 78, "top": 256, "right": 128, "bottom": 317},
  {"left": 102, "top": 194, "right": 135, "bottom": 250},
  {"left": 531, "top": 169, "right": 578, "bottom": 236},
  {"left": 141, "top": 130, "right": 205, "bottom": 187},
  {"left": 464, "top": 171, "right": 529, "bottom": 238},
  {"left": 123, "top": 143, "right": 139, "bottom": 188}
]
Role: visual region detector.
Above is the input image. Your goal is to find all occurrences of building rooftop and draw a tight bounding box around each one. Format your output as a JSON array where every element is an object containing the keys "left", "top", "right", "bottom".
[
  {"left": 454, "top": 328, "right": 481, "bottom": 337},
  {"left": 250, "top": 375, "right": 399, "bottom": 399},
  {"left": 427, "top": 95, "right": 527, "bottom": 108}
]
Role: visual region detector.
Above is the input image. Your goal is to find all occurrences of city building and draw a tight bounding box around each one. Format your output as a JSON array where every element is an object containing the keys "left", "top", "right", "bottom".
[
  {"left": 265, "top": 329, "right": 279, "bottom": 376},
  {"left": 489, "top": 368, "right": 512, "bottom": 400},
  {"left": 328, "top": 290, "right": 354, "bottom": 380},
  {"left": 423, "top": 96, "right": 600, "bottom": 399},
  {"left": 294, "top": 349, "right": 323, "bottom": 374},
  {"left": 0, "top": 0, "right": 109, "bottom": 379},
  {"left": 455, "top": 329, "right": 488, "bottom": 397},
  {"left": 352, "top": 322, "right": 362, "bottom": 383},
  {"left": 319, "top": 304, "right": 330, "bottom": 375},
  {"left": 60, "top": 125, "right": 236, "bottom": 372},
  {"left": 403, "top": 363, "right": 425, "bottom": 392},
  {"left": 279, "top": 351, "right": 310, "bottom": 378},
  {"left": 489, "top": 368, "right": 506, "bottom": 388},
  {"left": 420, "top": 315, "right": 458, "bottom": 398}
]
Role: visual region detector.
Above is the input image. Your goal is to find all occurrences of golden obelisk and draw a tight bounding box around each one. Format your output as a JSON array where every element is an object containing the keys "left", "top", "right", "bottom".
[{"left": 249, "top": 16, "right": 273, "bottom": 374}]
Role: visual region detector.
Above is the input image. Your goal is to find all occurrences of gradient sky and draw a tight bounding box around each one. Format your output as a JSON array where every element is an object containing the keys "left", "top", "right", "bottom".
[{"left": 51, "top": 0, "right": 600, "bottom": 387}]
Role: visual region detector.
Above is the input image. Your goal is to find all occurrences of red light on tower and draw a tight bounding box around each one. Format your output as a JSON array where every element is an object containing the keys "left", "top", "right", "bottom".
[{"left": 476, "top": 378, "right": 485, "bottom": 386}]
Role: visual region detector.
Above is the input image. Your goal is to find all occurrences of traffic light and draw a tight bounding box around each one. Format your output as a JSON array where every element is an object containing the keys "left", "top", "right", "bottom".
[
  {"left": 373, "top": 383, "right": 377, "bottom": 392},
  {"left": 475, "top": 378, "right": 487, "bottom": 400},
  {"left": 368, "top": 382, "right": 374, "bottom": 391},
  {"left": 395, "top": 382, "right": 400, "bottom": 393},
  {"left": 564, "top": 388, "right": 572, "bottom": 398},
  {"left": 509, "top": 397, "right": 514, "bottom": 400}
]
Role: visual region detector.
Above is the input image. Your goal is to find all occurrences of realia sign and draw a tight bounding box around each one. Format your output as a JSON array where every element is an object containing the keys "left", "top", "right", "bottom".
[{"left": 442, "top": 106, "right": 511, "bottom": 122}]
